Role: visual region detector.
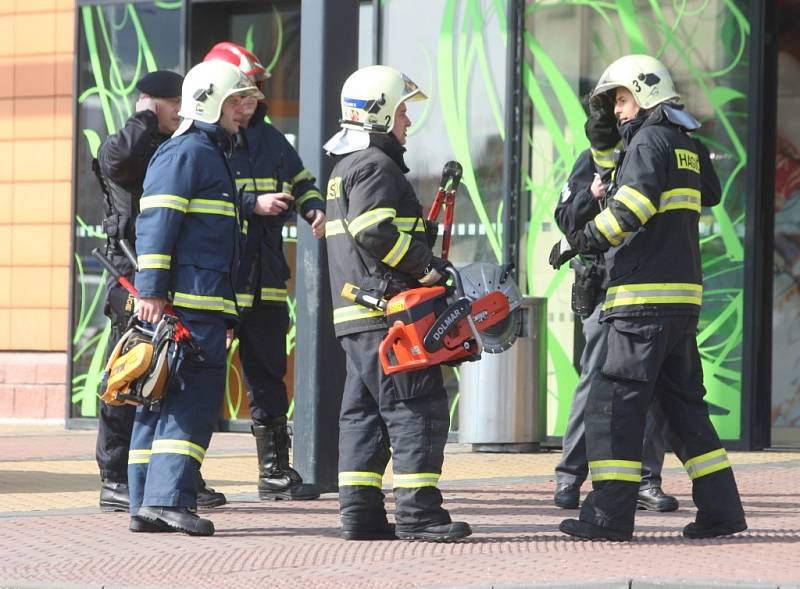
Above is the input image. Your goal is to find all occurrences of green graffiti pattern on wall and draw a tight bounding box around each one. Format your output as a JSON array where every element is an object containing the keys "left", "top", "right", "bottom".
[{"left": 72, "top": 2, "right": 293, "bottom": 421}]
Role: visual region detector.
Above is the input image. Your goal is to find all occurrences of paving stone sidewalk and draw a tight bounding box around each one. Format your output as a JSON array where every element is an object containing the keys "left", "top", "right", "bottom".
[{"left": 0, "top": 425, "right": 798, "bottom": 589}]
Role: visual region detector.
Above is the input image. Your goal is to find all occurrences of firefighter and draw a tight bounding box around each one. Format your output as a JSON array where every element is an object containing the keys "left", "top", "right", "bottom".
[
  {"left": 323, "top": 65, "right": 471, "bottom": 542},
  {"left": 94, "top": 70, "right": 225, "bottom": 512},
  {"left": 128, "top": 60, "right": 263, "bottom": 536},
  {"left": 203, "top": 42, "right": 324, "bottom": 501},
  {"left": 553, "top": 95, "right": 679, "bottom": 513},
  {"left": 549, "top": 54, "right": 747, "bottom": 541}
]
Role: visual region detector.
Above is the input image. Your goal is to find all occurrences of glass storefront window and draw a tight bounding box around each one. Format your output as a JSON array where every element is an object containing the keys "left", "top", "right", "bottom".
[{"left": 520, "top": 1, "right": 751, "bottom": 441}]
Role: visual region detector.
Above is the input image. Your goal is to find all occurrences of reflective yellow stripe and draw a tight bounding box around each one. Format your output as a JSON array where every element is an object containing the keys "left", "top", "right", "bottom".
[
  {"left": 333, "top": 305, "right": 385, "bottom": 324},
  {"left": 235, "top": 178, "right": 279, "bottom": 192},
  {"left": 128, "top": 448, "right": 151, "bottom": 465},
  {"left": 591, "top": 146, "right": 616, "bottom": 169},
  {"left": 172, "top": 292, "right": 238, "bottom": 315},
  {"left": 382, "top": 232, "right": 412, "bottom": 268},
  {"left": 348, "top": 208, "right": 396, "bottom": 237},
  {"left": 339, "top": 471, "right": 383, "bottom": 488},
  {"left": 241, "top": 219, "right": 249, "bottom": 235},
  {"left": 140, "top": 194, "right": 189, "bottom": 213},
  {"left": 603, "top": 282, "right": 703, "bottom": 310},
  {"left": 589, "top": 459, "right": 642, "bottom": 483},
  {"left": 296, "top": 190, "right": 323, "bottom": 209},
  {"left": 659, "top": 188, "right": 701, "bottom": 213},
  {"left": 393, "top": 217, "right": 426, "bottom": 232},
  {"left": 187, "top": 199, "right": 236, "bottom": 217},
  {"left": 151, "top": 439, "right": 206, "bottom": 465},
  {"left": 261, "top": 287, "right": 288, "bottom": 302},
  {"left": 138, "top": 253, "right": 171, "bottom": 270},
  {"left": 614, "top": 185, "right": 657, "bottom": 224},
  {"left": 236, "top": 293, "right": 255, "bottom": 308},
  {"left": 325, "top": 219, "right": 346, "bottom": 236},
  {"left": 393, "top": 472, "right": 441, "bottom": 488},
  {"left": 594, "top": 207, "right": 626, "bottom": 246},
  {"left": 292, "top": 168, "right": 314, "bottom": 184},
  {"left": 684, "top": 448, "right": 731, "bottom": 480}
]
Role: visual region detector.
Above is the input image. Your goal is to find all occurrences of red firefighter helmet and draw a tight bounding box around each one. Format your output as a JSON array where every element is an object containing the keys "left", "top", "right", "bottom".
[{"left": 204, "top": 42, "right": 270, "bottom": 89}]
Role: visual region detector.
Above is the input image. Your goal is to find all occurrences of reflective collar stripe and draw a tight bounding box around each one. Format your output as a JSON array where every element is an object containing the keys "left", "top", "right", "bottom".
[
  {"left": 393, "top": 472, "right": 441, "bottom": 488},
  {"left": 382, "top": 232, "right": 412, "bottom": 268},
  {"left": 292, "top": 168, "right": 314, "bottom": 184},
  {"left": 236, "top": 293, "right": 255, "bottom": 308},
  {"left": 138, "top": 254, "right": 171, "bottom": 270},
  {"left": 325, "top": 219, "right": 346, "bottom": 236},
  {"left": 594, "top": 207, "right": 626, "bottom": 246},
  {"left": 603, "top": 282, "right": 703, "bottom": 310},
  {"left": 187, "top": 199, "right": 236, "bottom": 217},
  {"left": 614, "top": 185, "right": 657, "bottom": 224},
  {"left": 348, "top": 208, "right": 396, "bottom": 237},
  {"left": 296, "top": 190, "right": 323, "bottom": 208},
  {"left": 589, "top": 459, "right": 642, "bottom": 482},
  {"left": 172, "top": 292, "right": 238, "bottom": 315},
  {"left": 660, "top": 188, "right": 701, "bottom": 213},
  {"left": 261, "top": 287, "right": 288, "bottom": 302},
  {"left": 140, "top": 194, "right": 189, "bottom": 213},
  {"left": 684, "top": 448, "right": 731, "bottom": 480},
  {"left": 128, "top": 449, "right": 152, "bottom": 464},
  {"left": 591, "top": 146, "right": 615, "bottom": 169},
  {"left": 151, "top": 439, "right": 206, "bottom": 465},
  {"left": 333, "top": 305, "right": 385, "bottom": 324},
  {"left": 394, "top": 217, "right": 426, "bottom": 232},
  {"left": 339, "top": 471, "right": 383, "bottom": 488},
  {"left": 236, "top": 178, "right": 279, "bottom": 192}
]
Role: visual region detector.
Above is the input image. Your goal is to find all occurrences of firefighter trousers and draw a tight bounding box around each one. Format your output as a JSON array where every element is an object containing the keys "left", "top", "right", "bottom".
[
  {"left": 581, "top": 314, "right": 745, "bottom": 534},
  {"left": 556, "top": 295, "right": 668, "bottom": 490},
  {"left": 127, "top": 309, "right": 227, "bottom": 512},
  {"left": 338, "top": 330, "right": 451, "bottom": 530},
  {"left": 237, "top": 302, "right": 290, "bottom": 425},
  {"left": 96, "top": 283, "right": 136, "bottom": 482}
]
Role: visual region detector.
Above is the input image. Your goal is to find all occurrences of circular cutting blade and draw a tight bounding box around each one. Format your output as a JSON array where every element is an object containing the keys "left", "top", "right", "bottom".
[{"left": 458, "top": 262, "right": 524, "bottom": 353}]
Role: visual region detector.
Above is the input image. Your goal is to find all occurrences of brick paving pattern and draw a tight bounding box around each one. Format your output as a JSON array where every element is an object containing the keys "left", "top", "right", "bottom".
[{"left": 0, "top": 426, "right": 798, "bottom": 589}]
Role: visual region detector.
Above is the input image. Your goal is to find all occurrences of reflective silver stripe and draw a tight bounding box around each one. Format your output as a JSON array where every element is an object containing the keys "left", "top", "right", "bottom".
[
  {"left": 603, "top": 282, "right": 703, "bottom": 310},
  {"left": 348, "top": 208, "right": 396, "bottom": 237},
  {"left": 594, "top": 207, "right": 625, "bottom": 246},
  {"left": 140, "top": 194, "right": 188, "bottom": 213},
  {"left": 339, "top": 471, "right": 383, "bottom": 488},
  {"left": 151, "top": 439, "right": 206, "bottom": 464},
  {"left": 172, "top": 292, "right": 238, "bottom": 315},
  {"left": 325, "top": 219, "right": 346, "bottom": 236},
  {"left": 659, "top": 188, "right": 701, "bottom": 213},
  {"left": 684, "top": 448, "right": 731, "bottom": 480},
  {"left": 333, "top": 305, "right": 385, "bottom": 324},
  {"left": 393, "top": 472, "right": 441, "bottom": 488},
  {"left": 261, "top": 287, "right": 288, "bottom": 302},
  {"left": 292, "top": 168, "right": 314, "bottom": 184},
  {"left": 138, "top": 253, "right": 171, "bottom": 270},
  {"left": 296, "top": 190, "right": 323, "bottom": 208},
  {"left": 128, "top": 448, "right": 151, "bottom": 464},
  {"left": 236, "top": 178, "right": 279, "bottom": 192},
  {"left": 393, "top": 217, "right": 426, "bottom": 232},
  {"left": 236, "top": 293, "right": 255, "bottom": 308},
  {"left": 614, "top": 185, "right": 657, "bottom": 224},
  {"left": 187, "top": 199, "right": 236, "bottom": 217},
  {"left": 591, "top": 146, "right": 615, "bottom": 169},
  {"left": 382, "top": 232, "right": 412, "bottom": 268},
  {"left": 589, "top": 459, "right": 642, "bottom": 482}
]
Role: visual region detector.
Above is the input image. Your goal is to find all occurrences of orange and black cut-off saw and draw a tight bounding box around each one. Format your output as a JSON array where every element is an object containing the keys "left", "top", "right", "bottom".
[{"left": 342, "top": 161, "right": 523, "bottom": 375}]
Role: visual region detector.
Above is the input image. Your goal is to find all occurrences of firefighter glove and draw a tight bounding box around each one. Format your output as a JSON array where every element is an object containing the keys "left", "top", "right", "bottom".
[
  {"left": 419, "top": 256, "right": 450, "bottom": 286},
  {"left": 549, "top": 235, "right": 579, "bottom": 270},
  {"left": 585, "top": 92, "right": 620, "bottom": 151}
]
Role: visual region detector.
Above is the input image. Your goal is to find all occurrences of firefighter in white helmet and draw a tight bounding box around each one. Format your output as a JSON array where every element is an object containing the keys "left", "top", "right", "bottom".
[
  {"left": 549, "top": 54, "right": 747, "bottom": 541},
  {"left": 323, "top": 65, "right": 471, "bottom": 542},
  {"left": 127, "top": 60, "right": 262, "bottom": 536}
]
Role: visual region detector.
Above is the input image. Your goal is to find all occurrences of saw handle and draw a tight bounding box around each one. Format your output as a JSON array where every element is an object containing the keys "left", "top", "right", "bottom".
[{"left": 379, "top": 322, "right": 431, "bottom": 375}]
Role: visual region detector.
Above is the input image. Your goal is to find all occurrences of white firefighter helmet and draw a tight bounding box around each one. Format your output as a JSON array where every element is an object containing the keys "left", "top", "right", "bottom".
[
  {"left": 174, "top": 60, "right": 263, "bottom": 135},
  {"left": 324, "top": 65, "right": 427, "bottom": 155},
  {"left": 592, "top": 54, "right": 679, "bottom": 110}
]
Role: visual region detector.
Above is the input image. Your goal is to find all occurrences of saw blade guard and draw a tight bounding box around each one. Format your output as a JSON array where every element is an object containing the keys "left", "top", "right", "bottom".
[{"left": 458, "top": 262, "right": 523, "bottom": 353}]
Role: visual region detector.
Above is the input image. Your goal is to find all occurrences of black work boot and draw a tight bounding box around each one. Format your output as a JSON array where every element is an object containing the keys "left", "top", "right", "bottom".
[
  {"left": 100, "top": 479, "right": 130, "bottom": 512},
  {"left": 253, "top": 418, "right": 321, "bottom": 501},
  {"left": 554, "top": 483, "right": 580, "bottom": 509},
  {"left": 341, "top": 522, "right": 397, "bottom": 541},
  {"left": 197, "top": 474, "right": 227, "bottom": 509},
  {"left": 559, "top": 518, "right": 632, "bottom": 542},
  {"left": 683, "top": 518, "right": 747, "bottom": 539},
  {"left": 137, "top": 506, "right": 215, "bottom": 536},
  {"left": 396, "top": 521, "right": 472, "bottom": 542},
  {"left": 637, "top": 487, "right": 679, "bottom": 512}
]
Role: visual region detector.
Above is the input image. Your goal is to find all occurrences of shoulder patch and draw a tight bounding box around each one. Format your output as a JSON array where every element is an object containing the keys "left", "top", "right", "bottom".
[{"left": 675, "top": 149, "right": 700, "bottom": 174}]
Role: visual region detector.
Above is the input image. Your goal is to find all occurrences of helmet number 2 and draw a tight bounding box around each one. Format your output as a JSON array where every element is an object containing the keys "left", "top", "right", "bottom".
[
  {"left": 631, "top": 79, "right": 642, "bottom": 93},
  {"left": 385, "top": 115, "right": 391, "bottom": 127}
]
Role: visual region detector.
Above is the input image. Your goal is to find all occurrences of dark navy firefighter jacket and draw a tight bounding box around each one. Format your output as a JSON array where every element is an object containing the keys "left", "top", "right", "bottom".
[
  {"left": 135, "top": 121, "right": 242, "bottom": 323},
  {"left": 231, "top": 102, "right": 325, "bottom": 310}
]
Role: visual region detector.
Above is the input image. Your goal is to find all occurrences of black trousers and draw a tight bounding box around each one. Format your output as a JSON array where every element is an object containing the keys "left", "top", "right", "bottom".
[
  {"left": 95, "top": 283, "right": 136, "bottom": 482},
  {"left": 237, "top": 303, "right": 290, "bottom": 425},
  {"left": 581, "top": 314, "right": 745, "bottom": 533},
  {"left": 338, "top": 330, "right": 451, "bottom": 529}
]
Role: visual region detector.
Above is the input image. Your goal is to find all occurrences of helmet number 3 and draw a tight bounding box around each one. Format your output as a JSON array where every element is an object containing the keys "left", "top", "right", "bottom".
[{"left": 632, "top": 79, "right": 642, "bottom": 93}]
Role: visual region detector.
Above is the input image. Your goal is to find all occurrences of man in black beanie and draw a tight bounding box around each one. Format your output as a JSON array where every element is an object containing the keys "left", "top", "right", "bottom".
[{"left": 94, "top": 69, "right": 225, "bottom": 512}]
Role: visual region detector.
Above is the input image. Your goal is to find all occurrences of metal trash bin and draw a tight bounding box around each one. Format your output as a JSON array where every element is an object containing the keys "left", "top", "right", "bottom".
[{"left": 458, "top": 296, "right": 547, "bottom": 452}]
